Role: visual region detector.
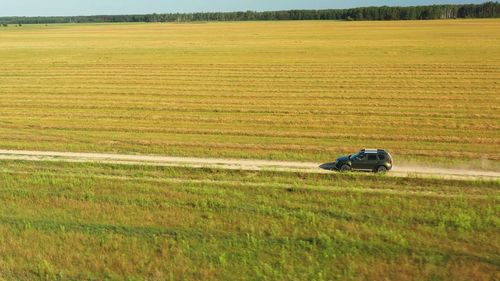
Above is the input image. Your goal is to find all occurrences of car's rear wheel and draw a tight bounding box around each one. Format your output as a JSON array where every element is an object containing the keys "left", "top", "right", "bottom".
[
  {"left": 375, "top": 166, "right": 388, "bottom": 173},
  {"left": 340, "top": 164, "right": 352, "bottom": 172}
]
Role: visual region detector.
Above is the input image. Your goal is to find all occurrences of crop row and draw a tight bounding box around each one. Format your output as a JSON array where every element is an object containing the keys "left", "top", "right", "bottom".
[{"left": 1, "top": 21, "right": 498, "bottom": 168}]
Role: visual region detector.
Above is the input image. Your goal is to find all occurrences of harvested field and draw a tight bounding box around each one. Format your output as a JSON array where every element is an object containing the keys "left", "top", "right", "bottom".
[{"left": 0, "top": 20, "right": 499, "bottom": 168}]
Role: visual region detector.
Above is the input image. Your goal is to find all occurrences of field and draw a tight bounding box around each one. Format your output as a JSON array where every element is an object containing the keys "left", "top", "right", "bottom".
[
  {"left": 0, "top": 160, "right": 498, "bottom": 280},
  {"left": 0, "top": 20, "right": 499, "bottom": 280},
  {"left": 0, "top": 20, "right": 499, "bottom": 169}
]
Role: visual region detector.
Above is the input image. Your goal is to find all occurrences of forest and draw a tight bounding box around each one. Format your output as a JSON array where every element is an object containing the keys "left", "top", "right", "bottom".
[{"left": 0, "top": 2, "right": 498, "bottom": 24}]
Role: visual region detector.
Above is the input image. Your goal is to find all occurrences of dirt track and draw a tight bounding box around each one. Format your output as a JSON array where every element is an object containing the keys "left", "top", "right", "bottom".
[{"left": 0, "top": 149, "right": 498, "bottom": 181}]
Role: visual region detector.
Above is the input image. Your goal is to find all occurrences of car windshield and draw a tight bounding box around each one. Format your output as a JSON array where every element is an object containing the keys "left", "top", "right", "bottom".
[{"left": 349, "top": 152, "right": 363, "bottom": 159}]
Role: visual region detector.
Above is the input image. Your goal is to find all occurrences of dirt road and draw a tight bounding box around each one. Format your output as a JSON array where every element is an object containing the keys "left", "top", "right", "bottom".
[{"left": 0, "top": 149, "right": 498, "bottom": 180}]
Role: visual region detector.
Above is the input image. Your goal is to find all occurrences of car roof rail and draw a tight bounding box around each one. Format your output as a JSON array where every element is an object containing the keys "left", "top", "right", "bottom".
[{"left": 362, "top": 148, "right": 387, "bottom": 153}]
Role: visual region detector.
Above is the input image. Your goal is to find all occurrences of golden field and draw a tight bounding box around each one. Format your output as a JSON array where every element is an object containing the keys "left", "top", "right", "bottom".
[{"left": 0, "top": 20, "right": 499, "bottom": 167}]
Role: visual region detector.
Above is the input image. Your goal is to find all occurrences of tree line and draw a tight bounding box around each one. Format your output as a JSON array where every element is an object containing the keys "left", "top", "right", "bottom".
[{"left": 0, "top": 2, "right": 498, "bottom": 25}]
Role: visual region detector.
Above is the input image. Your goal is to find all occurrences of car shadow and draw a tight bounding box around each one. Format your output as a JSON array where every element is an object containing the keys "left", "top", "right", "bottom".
[{"left": 319, "top": 162, "right": 337, "bottom": 171}]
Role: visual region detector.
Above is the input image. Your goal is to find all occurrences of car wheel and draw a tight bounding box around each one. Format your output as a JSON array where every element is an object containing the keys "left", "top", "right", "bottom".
[
  {"left": 340, "top": 164, "right": 352, "bottom": 172},
  {"left": 376, "top": 166, "right": 388, "bottom": 173}
]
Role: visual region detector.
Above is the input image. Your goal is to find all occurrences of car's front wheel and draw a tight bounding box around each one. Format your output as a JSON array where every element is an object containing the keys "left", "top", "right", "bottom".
[
  {"left": 375, "top": 166, "right": 388, "bottom": 173},
  {"left": 340, "top": 164, "right": 352, "bottom": 172}
]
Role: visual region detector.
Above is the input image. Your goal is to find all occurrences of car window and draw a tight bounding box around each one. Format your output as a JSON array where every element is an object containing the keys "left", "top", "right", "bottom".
[
  {"left": 368, "top": 154, "right": 377, "bottom": 161},
  {"left": 350, "top": 152, "right": 364, "bottom": 159},
  {"left": 378, "top": 154, "right": 385, "bottom": 160}
]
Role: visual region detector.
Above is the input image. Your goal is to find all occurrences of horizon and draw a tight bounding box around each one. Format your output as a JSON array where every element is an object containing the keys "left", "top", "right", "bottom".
[{"left": 0, "top": 0, "right": 487, "bottom": 17}]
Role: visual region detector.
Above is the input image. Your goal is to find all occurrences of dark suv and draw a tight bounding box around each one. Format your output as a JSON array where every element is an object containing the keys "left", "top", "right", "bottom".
[{"left": 333, "top": 149, "right": 393, "bottom": 173}]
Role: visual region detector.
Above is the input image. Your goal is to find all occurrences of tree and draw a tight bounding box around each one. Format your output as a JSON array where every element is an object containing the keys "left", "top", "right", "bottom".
[{"left": 0, "top": 2, "right": 497, "bottom": 24}]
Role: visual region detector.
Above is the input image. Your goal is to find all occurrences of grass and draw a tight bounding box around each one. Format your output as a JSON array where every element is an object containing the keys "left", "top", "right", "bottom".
[
  {"left": 0, "top": 20, "right": 499, "bottom": 169},
  {"left": 0, "top": 160, "right": 498, "bottom": 280}
]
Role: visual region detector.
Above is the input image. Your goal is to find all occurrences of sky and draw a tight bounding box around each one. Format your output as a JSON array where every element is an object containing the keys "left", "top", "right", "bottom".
[{"left": 0, "top": 0, "right": 487, "bottom": 17}]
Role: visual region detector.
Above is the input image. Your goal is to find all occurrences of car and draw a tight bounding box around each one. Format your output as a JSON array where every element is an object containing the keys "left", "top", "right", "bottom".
[{"left": 333, "top": 149, "right": 393, "bottom": 173}]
